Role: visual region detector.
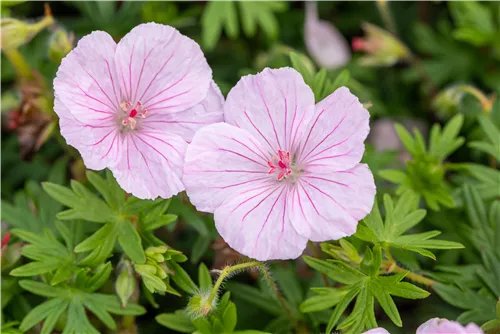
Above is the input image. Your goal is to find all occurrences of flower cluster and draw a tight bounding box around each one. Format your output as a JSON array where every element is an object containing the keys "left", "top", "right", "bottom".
[{"left": 55, "top": 23, "right": 375, "bottom": 261}]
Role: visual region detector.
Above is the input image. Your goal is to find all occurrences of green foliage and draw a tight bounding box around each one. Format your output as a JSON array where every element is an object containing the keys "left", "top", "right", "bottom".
[
  {"left": 356, "top": 191, "right": 464, "bottom": 260},
  {"left": 2, "top": 2, "right": 499, "bottom": 333},
  {"left": 380, "top": 114, "right": 465, "bottom": 210},
  {"left": 156, "top": 263, "right": 259, "bottom": 334},
  {"left": 302, "top": 248, "right": 429, "bottom": 333},
  {"left": 449, "top": 2, "right": 499, "bottom": 47},
  {"left": 469, "top": 115, "right": 500, "bottom": 161},
  {"left": 289, "top": 52, "right": 350, "bottom": 102},
  {"left": 434, "top": 185, "right": 500, "bottom": 327},
  {"left": 201, "top": 1, "right": 288, "bottom": 50},
  {"left": 18, "top": 274, "right": 145, "bottom": 333}
]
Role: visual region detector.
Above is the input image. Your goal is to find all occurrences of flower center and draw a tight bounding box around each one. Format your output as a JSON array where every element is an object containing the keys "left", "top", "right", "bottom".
[
  {"left": 267, "top": 150, "right": 293, "bottom": 181},
  {"left": 120, "top": 100, "right": 147, "bottom": 130}
]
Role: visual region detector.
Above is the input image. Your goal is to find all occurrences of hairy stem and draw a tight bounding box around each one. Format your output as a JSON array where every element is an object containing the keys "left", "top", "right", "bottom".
[{"left": 208, "top": 261, "right": 295, "bottom": 324}]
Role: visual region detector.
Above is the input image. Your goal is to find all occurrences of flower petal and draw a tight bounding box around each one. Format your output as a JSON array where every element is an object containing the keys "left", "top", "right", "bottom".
[
  {"left": 54, "top": 31, "right": 120, "bottom": 123},
  {"left": 289, "top": 164, "right": 375, "bottom": 241},
  {"left": 55, "top": 98, "right": 120, "bottom": 170},
  {"left": 304, "top": 2, "right": 351, "bottom": 69},
  {"left": 111, "top": 130, "right": 187, "bottom": 199},
  {"left": 141, "top": 81, "right": 224, "bottom": 142},
  {"left": 183, "top": 123, "right": 272, "bottom": 213},
  {"left": 215, "top": 184, "right": 307, "bottom": 261},
  {"left": 297, "top": 87, "right": 369, "bottom": 172},
  {"left": 224, "top": 67, "right": 315, "bottom": 154},
  {"left": 114, "top": 23, "right": 211, "bottom": 113}
]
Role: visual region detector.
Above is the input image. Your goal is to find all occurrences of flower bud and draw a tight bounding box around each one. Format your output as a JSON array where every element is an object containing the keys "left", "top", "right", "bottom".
[
  {"left": 145, "top": 245, "right": 168, "bottom": 256},
  {"left": 48, "top": 28, "right": 74, "bottom": 64},
  {"left": 186, "top": 292, "right": 216, "bottom": 319},
  {"left": 352, "top": 22, "right": 411, "bottom": 67},
  {"left": 115, "top": 260, "right": 136, "bottom": 308},
  {"left": 432, "top": 85, "right": 465, "bottom": 120},
  {"left": 1, "top": 4, "right": 54, "bottom": 50},
  {"left": 304, "top": 1, "right": 351, "bottom": 69}
]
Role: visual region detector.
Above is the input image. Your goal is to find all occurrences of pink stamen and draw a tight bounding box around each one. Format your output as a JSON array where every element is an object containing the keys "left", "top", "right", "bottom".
[
  {"left": 121, "top": 100, "right": 147, "bottom": 129},
  {"left": 267, "top": 150, "right": 292, "bottom": 181}
]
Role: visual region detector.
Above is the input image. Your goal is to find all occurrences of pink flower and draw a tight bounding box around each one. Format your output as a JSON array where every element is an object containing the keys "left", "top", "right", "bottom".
[
  {"left": 362, "top": 328, "right": 389, "bottom": 334},
  {"left": 183, "top": 67, "right": 375, "bottom": 260},
  {"left": 417, "top": 318, "right": 483, "bottom": 334},
  {"left": 304, "top": 1, "right": 351, "bottom": 69},
  {"left": 54, "top": 23, "right": 224, "bottom": 199}
]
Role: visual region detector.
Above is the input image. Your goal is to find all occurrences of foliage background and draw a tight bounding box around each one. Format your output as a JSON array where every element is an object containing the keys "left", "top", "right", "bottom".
[{"left": 1, "top": 1, "right": 499, "bottom": 334}]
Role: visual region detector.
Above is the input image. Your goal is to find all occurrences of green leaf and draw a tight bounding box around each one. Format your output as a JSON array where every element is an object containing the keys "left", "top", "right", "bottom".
[
  {"left": 300, "top": 288, "right": 348, "bottom": 313},
  {"left": 222, "top": 303, "right": 238, "bottom": 332},
  {"left": 20, "top": 298, "right": 67, "bottom": 332},
  {"left": 168, "top": 261, "right": 197, "bottom": 294},
  {"left": 325, "top": 284, "right": 362, "bottom": 333},
  {"left": 226, "top": 282, "right": 282, "bottom": 316},
  {"left": 118, "top": 221, "right": 145, "bottom": 264},
  {"left": 303, "top": 256, "right": 365, "bottom": 284},
  {"left": 18, "top": 280, "right": 65, "bottom": 298},
  {"left": 82, "top": 298, "right": 116, "bottom": 330},
  {"left": 40, "top": 300, "right": 68, "bottom": 334},
  {"left": 156, "top": 312, "right": 195, "bottom": 333},
  {"left": 371, "top": 283, "right": 402, "bottom": 327},
  {"left": 198, "top": 263, "right": 213, "bottom": 291},
  {"left": 289, "top": 52, "right": 314, "bottom": 84}
]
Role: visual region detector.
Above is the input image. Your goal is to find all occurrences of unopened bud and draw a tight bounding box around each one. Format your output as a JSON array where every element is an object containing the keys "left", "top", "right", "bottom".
[
  {"left": 432, "top": 85, "right": 465, "bottom": 120},
  {"left": 145, "top": 245, "right": 168, "bottom": 256},
  {"left": 1, "top": 5, "right": 54, "bottom": 50},
  {"left": 48, "top": 28, "right": 74, "bottom": 64},
  {"left": 186, "top": 292, "right": 216, "bottom": 319},
  {"left": 134, "top": 263, "right": 157, "bottom": 276},
  {"left": 116, "top": 260, "right": 136, "bottom": 308},
  {"left": 352, "top": 22, "right": 411, "bottom": 67}
]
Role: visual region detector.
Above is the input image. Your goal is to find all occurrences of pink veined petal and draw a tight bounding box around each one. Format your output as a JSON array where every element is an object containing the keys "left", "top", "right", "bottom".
[
  {"left": 362, "top": 328, "right": 390, "bottom": 334},
  {"left": 55, "top": 98, "right": 120, "bottom": 170},
  {"left": 214, "top": 183, "right": 308, "bottom": 261},
  {"left": 183, "top": 123, "right": 272, "bottom": 213},
  {"left": 304, "top": 2, "right": 351, "bottom": 69},
  {"left": 289, "top": 164, "right": 375, "bottom": 241},
  {"left": 297, "top": 87, "right": 369, "bottom": 173},
  {"left": 224, "top": 67, "right": 315, "bottom": 155},
  {"left": 111, "top": 130, "right": 187, "bottom": 200},
  {"left": 114, "top": 22, "right": 211, "bottom": 114},
  {"left": 141, "top": 81, "right": 224, "bottom": 142},
  {"left": 417, "top": 318, "right": 484, "bottom": 334},
  {"left": 54, "top": 31, "right": 120, "bottom": 124}
]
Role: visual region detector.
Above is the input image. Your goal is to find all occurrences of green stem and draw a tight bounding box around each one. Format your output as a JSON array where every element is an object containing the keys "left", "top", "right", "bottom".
[
  {"left": 459, "top": 85, "right": 494, "bottom": 114},
  {"left": 4, "top": 49, "right": 32, "bottom": 80},
  {"left": 384, "top": 246, "right": 436, "bottom": 286},
  {"left": 208, "top": 261, "right": 295, "bottom": 324},
  {"left": 376, "top": 1, "right": 397, "bottom": 35}
]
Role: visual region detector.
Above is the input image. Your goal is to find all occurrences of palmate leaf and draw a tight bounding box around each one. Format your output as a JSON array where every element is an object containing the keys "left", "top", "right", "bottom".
[
  {"left": 469, "top": 115, "right": 500, "bottom": 161},
  {"left": 380, "top": 115, "right": 464, "bottom": 211},
  {"left": 1, "top": 158, "right": 67, "bottom": 233},
  {"left": 302, "top": 256, "right": 429, "bottom": 333},
  {"left": 9, "top": 225, "right": 76, "bottom": 285},
  {"left": 201, "top": 1, "right": 287, "bottom": 50},
  {"left": 43, "top": 171, "right": 150, "bottom": 266},
  {"left": 355, "top": 192, "right": 463, "bottom": 259},
  {"left": 452, "top": 163, "right": 500, "bottom": 206},
  {"left": 18, "top": 279, "right": 145, "bottom": 334}
]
